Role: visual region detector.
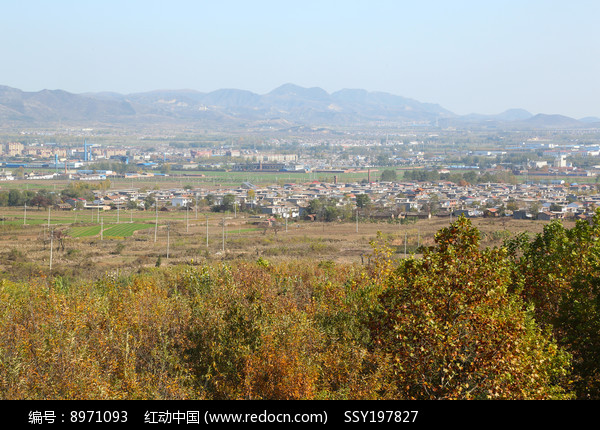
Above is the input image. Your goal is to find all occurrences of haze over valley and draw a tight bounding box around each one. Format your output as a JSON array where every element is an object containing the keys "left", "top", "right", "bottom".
[{"left": 1, "top": 83, "right": 598, "bottom": 131}]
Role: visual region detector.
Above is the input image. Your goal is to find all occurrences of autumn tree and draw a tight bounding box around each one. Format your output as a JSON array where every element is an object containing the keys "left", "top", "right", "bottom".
[
  {"left": 505, "top": 211, "right": 600, "bottom": 399},
  {"left": 367, "top": 217, "right": 571, "bottom": 399}
]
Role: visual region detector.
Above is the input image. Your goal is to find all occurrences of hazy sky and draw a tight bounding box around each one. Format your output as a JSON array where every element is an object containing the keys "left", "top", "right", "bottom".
[{"left": 1, "top": 0, "right": 599, "bottom": 118}]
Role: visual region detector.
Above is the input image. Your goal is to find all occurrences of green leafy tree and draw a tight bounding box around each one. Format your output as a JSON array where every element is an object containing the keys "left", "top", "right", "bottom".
[
  {"left": 160, "top": 163, "right": 171, "bottom": 174},
  {"left": 30, "top": 192, "right": 53, "bottom": 209},
  {"left": 61, "top": 182, "right": 95, "bottom": 201},
  {"left": 144, "top": 194, "right": 156, "bottom": 210},
  {"left": 8, "top": 189, "right": 23, "bottom": 207},
  {"left": 212, "top": 194, "right": 236, "bottom": 212},
  {"left": 463, "top": 170, "right": 478, "bottom": 184},
  {"left": 355, "top": 194, "right": 371, "bottom": 209},
  {"left": 0, "top": 191, "right": 8, "bottom": 207},
  {"left": 380, "top": 169, "right": 397, "bottom": 182}
]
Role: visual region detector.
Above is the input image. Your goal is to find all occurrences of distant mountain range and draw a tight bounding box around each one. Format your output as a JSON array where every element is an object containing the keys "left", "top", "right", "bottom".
[{"left": 0, "top": 83, "right": 598, "bottom": 130}]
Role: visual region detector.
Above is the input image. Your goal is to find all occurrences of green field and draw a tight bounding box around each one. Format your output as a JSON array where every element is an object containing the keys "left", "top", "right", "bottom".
[
  {"left": 68, "top": 223, "right": 154, "bottom": 238},
  {"left": 69, "top": 225, "right": 102, "bottom": 237},
  {"left": 102, "top": 223, "right": 154, "bottom": 238}
]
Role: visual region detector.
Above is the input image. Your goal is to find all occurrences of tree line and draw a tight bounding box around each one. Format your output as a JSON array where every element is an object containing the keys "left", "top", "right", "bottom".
[
  {"left": 403, "top": 169, "right": 518, "bottom": 185},
  {"left": 0, "top": 181, "right": 111, "bottom": 209}
]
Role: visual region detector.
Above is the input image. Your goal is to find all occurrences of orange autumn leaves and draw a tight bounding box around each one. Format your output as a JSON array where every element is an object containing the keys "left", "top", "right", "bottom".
[{"left": 0, "top": 216, "right": 589, "bottom": 399}]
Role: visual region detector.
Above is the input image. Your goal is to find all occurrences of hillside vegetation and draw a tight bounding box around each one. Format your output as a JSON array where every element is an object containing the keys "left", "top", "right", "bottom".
[{"left": 1, "top": 215, "right": 600, "bottom": 399}]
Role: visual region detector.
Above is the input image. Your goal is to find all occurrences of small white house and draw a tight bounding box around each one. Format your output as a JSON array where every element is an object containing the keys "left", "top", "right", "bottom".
[{"left": 171, "top": 196, "right": 193, "bottom": 207}]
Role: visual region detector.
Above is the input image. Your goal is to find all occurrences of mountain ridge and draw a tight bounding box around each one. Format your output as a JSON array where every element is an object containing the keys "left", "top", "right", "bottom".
[{"left": 0, "top": 84, "right": 597, "bottom": 130}]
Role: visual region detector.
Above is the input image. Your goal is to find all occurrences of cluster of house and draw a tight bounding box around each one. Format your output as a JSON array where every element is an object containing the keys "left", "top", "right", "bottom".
[{"left": 52, "top": 178, "right": 600, "bottom": 222}]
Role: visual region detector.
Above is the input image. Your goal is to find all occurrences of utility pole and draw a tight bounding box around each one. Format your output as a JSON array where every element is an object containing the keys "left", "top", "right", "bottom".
[
  {"left": 166, "top": 222, "right": 170, "bottom": 259},
  {"left": 101, "top": 218, "right": 103, "bottom": 240},
  {"left": 23, "top": 203, "right": 26, "bottom": 225},
  {"left": 186, "top": 205, "right": 189, "bottom": 233},
  {"left": 154, "top": 203, "right": 158, "bottom": 243},
  {"left": 49, "top": 228, "right": 54, "bottom": 270}
]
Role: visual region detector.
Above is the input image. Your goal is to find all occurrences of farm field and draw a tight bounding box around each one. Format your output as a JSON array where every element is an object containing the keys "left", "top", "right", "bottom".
[
  {"left": 0, "top": 202, "right": 573, "bottom": 284},
  {"left": 68, "top": 223, "right": 154, "bottom": 238},
  {"left": 69, "top": 225, "right": 102, "bottom": 238},
  {"left": 0, "top": 169, "right": 375, "bottom": 192},
  {"left": 102, "top": 223, "right": 154, "bottom": 237}
]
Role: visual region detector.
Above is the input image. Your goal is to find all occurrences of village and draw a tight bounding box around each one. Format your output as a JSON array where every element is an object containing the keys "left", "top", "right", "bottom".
[
  {"left": 34, "top": 174, "right": 599, "bottom": 225},
  {"left": 2, "top": 132, "right": 600, "bottom": 225}
]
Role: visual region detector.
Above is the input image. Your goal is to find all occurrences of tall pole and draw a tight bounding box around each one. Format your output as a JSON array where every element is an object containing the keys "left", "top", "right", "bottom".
[
  {"left": 48, "top": 207, "right": 51, "bottom": 229},
  {"left": 49, "top": 229, "right": 54, "bottom": 271},
  {"left": 166, "top": 222, "right": 170, "bottom": 259},
  {"left": 101, "top": 218, "right": 103, "bottom": 240},
  {"left": 23, "top": 203, "right": 26, "bottom": 225},
  {"left": 154, "top": 203, "right": 158, "bottom": 243},
  {"left": 186, "top": 205, "right": 189, "bottom": 233}
]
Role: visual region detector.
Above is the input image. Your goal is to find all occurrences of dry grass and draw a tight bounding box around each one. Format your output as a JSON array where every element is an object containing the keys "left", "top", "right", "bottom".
[{"left": 0, "top": 209, "right": 574, "bottom": 283}]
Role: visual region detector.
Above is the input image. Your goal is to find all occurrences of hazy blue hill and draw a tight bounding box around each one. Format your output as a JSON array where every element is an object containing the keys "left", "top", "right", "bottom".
[
  {"left": 82, "top": 91, "right": 127, "bottom": 101},
  {"left": 580, "top": 116, "right": 600, "bottom": 123},
  {"left": 0, "top": 86, "right": 27, "bottom": 116},
  {"left": 522, "top": 113, "right": 583, "bottom": 128},
  {"left": 201, "top": 89, "right": 261, "bottom": 107},
  {"left": 267, "top": 83, "right": 331, "bottom": 101},
  {"left": 494, "top": 109, "right": 533, "bottom": 121},
  {"left": 0, "top": 84, "right": 595, "bottom": 129},
  {"left": 331, "top": 89, "right": 454, "bottom": 120},
  {"left": 0, "top": 87, "right": 136, "bottom": 122},
  {"left": 460, "top": 109, "right": 533, "bottom": 122},
  {"left": 330, "top": 88, "right": 370, "bottom": 104},
  {"left": 126, "top": 89, "right": 207, "bottom": 105}
]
